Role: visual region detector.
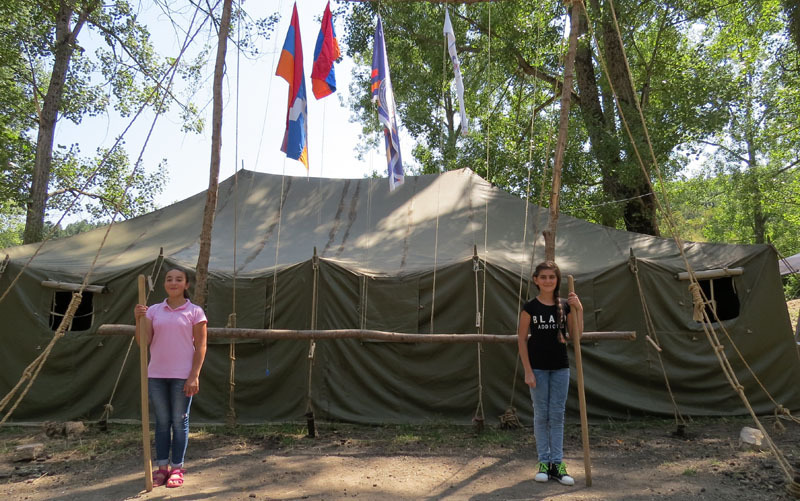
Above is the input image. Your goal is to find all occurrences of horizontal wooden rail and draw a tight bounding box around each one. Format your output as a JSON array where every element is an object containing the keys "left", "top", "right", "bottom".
[{"left": 98, "top": 324, "right": 635, "bottom": 344}]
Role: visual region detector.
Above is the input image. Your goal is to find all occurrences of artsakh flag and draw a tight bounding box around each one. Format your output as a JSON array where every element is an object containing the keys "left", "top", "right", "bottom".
[
  {"left": 371, "top": 16, "right": 404, "bottom": 190},
  {"left": 311, "top": 1, "right": 340, "bottom": 99},
  {"left": 275, "top": 3, "right": 309, "bottom": 168}
]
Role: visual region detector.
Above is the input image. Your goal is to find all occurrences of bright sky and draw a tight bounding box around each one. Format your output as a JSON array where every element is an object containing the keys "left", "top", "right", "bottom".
[{"left": 55, "top": 0, "right": 414, "bottom": 216}]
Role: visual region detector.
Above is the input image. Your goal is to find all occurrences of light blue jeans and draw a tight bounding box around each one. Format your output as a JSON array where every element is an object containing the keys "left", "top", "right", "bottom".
[
  {"left": 530, "top": 368, "right": 569, "bottom": 464},
  {"left": 149, "top": 378, "right": 192, "bottom": 468}
]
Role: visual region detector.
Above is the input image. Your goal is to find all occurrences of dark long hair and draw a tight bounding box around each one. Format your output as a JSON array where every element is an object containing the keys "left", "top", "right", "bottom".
[
  {"left": 532, "top": 260, "right": 566, "bottom": 337},
  {"left": 166, "top": 267, "right": 191, "bottom": 299}
]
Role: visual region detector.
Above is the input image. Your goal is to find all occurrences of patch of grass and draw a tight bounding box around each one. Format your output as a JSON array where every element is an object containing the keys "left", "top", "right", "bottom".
[
  {"left": 392, "top": 433, "right": 421, "bottom": 445},
  {"left": 683, "top": 467, "right": 698, "bottom": 476},
  {"left": 471, "top": 427, "right": 517, "bottom": 446}
]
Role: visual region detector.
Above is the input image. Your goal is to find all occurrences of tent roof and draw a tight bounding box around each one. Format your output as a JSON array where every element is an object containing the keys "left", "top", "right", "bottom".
[
  {"left": 4, "top": 168, "right": 768, "bottom": 277},
  {"left": 780, "top": 253, "right": 800, "bottom": 275}
]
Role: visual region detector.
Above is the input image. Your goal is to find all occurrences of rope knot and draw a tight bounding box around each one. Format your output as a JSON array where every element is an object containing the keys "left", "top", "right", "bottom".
[
  {"left": 688, "top": 282, "right": 705, "bottom": 322},
  {"left": 226, "top": 312, "right": 237, "bottom": 328}
]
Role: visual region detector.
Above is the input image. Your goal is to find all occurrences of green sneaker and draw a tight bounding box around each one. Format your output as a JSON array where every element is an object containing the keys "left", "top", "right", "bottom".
[
  {"left": 534, "top": 461, "right": 550, "bottom": 482},
  {"left": 549, "top": 462, "right": 575, "bottom": 486}
]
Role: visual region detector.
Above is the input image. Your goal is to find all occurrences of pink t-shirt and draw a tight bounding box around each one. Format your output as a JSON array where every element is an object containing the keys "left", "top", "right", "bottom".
[{"left": 145, "top": 299, "right": 207, "bottom": 379}]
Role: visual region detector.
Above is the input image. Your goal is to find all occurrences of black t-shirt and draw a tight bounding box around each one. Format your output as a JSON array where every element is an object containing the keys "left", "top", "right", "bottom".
[{"left": 523, "top": 297, "right": 571, "bottom": 370}]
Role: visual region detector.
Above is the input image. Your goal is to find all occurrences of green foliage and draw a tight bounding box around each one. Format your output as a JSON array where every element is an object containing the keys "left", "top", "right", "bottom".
[
  {"left": 0, "top": 0, "right": 221, "bottom": 241},
  {"left": 785, "top": 274, "right": 800, "bottom": 300},
  {"left": 0, "top": 201, "right": 24, "bottom": 250},
  {"left": 341, "top": 1, "right": 752, "bottom": 235},
  {"left": 659, "top": 0, "right": 800, "bottom": 258}
]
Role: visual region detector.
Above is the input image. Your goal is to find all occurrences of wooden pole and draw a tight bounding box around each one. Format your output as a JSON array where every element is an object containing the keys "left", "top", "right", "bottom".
[
  {"left": 543, "top": 1, "right": 582, "bottom": 262},
  {"left": 568, "top": 275, "right": 591, "bottom": 486},
  {"left": 193, "top": 0, "right": 233, "bottom": 307},
  {"left": 136, "top": 275, "right": 153, "bottom": 492},
  {"left": 100, "top": 324, "right": 635, "bottom": 344}
]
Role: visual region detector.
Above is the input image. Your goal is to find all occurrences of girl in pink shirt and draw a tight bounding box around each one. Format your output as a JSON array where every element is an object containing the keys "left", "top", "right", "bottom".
[{"left": 134, "top": 267, "right": 207, "bottom": 488}]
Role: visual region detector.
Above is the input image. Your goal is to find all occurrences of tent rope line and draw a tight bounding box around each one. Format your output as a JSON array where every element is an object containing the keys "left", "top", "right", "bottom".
[
  {"left": 471, "top": 0, "right": 494, "bottom": 432},
  {"left": 595, "top": 0, "right": 800, "bottom": 430},
  {"left": 226, "top": 9, "right": 245, "bottom": 426},
  {"left": 0, "top": 292, "right": 83, "bottom": 425},
  {"left": 692, "top": 282, "right": 798, "bottom": 492},
  {"left": 0, "top": 5, "right": 208, "bottom": 309},
  {"left": 305, "top": 249, "right": 321, "bottom": 437},
  {"left": 226, "top": 163, "right": 240, "bottom": 425},
  {"left": 98, "top": 249, "right": 165, "bottom": 424},
  {"left": 628, "top": 254, "right": 687, "bottom": 428},
  {"left": 253, "top": 0, "right": 284, "bottom": 171},
  {"left": 0, "top": 10, "right": 203, "bottom": 421},
  {"left": 583, "top": 0, "right": 799, "bottom": 491},
  {"left": 472, "top": 249, "right": 485, "bottom": 429},
  {"left": 506, "top": 5, "right": 568, "bottom": 424},
  {"left": 0, "top": 254, "right": 9, "bottom": 279}
]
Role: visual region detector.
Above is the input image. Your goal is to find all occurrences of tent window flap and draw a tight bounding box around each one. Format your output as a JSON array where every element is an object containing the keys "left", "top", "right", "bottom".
[{"left": 49, "top": 291, "right": 94, "bottom": 332}]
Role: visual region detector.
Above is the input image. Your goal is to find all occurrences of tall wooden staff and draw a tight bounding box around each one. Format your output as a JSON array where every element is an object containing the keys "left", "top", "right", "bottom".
[
  {"left": 568, "top": 275, "right": 591, "bottom": 485},
  {"left": 136, "top": 274, "right": 153, "bottom": 491}
]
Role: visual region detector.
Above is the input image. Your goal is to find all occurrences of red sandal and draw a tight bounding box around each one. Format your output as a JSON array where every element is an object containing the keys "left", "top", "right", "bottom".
[
  {"left": 166, "top": 468, "right": 185, "bottom": 488},
  {"left": 152, "top": 468, "right": 169, "bottom": 487}
]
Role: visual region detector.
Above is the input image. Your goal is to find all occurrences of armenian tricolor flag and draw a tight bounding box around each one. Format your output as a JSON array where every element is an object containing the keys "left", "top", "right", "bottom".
[
  {"left": 275, "top": 3, "right": 309, "bottom": 168},
  {"left": 311, "top": 1, "right": 340, "bottom": 99}
]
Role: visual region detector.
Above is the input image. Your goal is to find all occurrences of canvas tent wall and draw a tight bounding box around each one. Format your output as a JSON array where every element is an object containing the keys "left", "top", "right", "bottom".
[{"left": 1, "top": 168, "right": 798, "bottom": 424}]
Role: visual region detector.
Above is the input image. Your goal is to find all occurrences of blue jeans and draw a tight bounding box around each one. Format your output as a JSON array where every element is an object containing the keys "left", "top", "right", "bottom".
[
  {"left": 149, "top": 378, "right": 192, "bottom": 468},
  {"left": 530, "top": 368, "right": 569, "bottom": 464}
]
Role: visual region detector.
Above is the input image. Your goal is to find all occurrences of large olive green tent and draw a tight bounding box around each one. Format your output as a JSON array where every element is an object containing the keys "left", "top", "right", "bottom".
[{"left": 1, "top": 168, "right": 798, "bottom": 424}]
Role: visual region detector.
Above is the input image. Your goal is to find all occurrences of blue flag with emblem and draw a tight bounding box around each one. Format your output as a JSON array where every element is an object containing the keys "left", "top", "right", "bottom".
[{"left": 371, "top": 16, "right": 403, "bottom": 190}]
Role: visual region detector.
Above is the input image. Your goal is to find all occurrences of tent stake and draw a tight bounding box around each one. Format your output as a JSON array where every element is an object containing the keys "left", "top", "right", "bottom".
[
  {"left": 568, "top": 275, "right": 592, "bottom": 486},
  {"left": 135, "top": 275, "right": 153, "bottom": 492}
]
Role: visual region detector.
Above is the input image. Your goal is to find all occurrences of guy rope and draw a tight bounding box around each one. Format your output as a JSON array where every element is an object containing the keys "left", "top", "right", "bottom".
[{"left": 581, "top": 0, "right": 800, "bottom": 494}]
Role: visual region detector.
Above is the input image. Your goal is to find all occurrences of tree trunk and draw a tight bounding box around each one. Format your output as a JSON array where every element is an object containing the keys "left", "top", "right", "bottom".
[
  {"left": 598, "top": 4, "right": 659, "bottom": 235},
  {"left": 193, "top": 0, "right": 233, "bottom": 306},
  {"left": 23, "top": 2, "right": 89, "bottom": 244},
  {"left": 746, "top": 144, "right": 766, "bottom": 244},
  {"left": 543, "top": 1, "right": 582, "bottom": 262},
  {"left": 574, "top": 8, "right": 623, "bottom": 228},
  {"left": 785, "top": 0, "right": 800, "bottom": 54}
]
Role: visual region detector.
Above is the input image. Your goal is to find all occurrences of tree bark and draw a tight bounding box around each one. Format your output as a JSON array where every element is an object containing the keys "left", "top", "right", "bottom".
[
  {"left": 746, "top": 142, "right": 766, "bottom": 244},
  {"left": 574, "top": 9, "right": 623, "bottom": 228},
  {"left": 598, "top": 4, "right": 659, "bottom": 235},
  {"left": 23, "top": 2, "right": 90, "bottom": 244},
  {"left": 193, "top": 0, "right": 233, "bottom": 306},
  {"left": 543, "top": 1, "right": 582, "bottom": 262}
]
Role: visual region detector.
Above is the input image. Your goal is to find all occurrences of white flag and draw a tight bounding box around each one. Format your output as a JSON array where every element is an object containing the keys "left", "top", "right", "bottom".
[{"left": 443, "top": 8, "right": 468, "bottom": 135}]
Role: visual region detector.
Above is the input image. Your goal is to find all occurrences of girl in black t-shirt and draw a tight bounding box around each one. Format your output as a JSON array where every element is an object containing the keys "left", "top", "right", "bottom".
[{"left": 517, "top": 261, "right": 584, "bottom": 486}]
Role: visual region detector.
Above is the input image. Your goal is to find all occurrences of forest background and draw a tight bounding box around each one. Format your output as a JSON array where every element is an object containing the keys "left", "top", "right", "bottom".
[{"left": 1, "top": 0, "right": 799, "bottom": 298}]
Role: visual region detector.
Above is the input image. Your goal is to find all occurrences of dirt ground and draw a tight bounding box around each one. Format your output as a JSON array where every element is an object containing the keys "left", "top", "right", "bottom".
[
  {"left": 2, "top": 416, "right": 800, "bottom": 501},
  {"left": 789, "top": 299, "right": 800, "bottom": 334}
]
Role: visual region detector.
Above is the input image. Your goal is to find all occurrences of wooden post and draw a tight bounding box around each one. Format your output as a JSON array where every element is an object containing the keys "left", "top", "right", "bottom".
[
  {"left": 136, "top": 275, "right": 153, "bottom": 492},
  {"left": 568, "top": 275, "right": 591, "bottom": 486},
  {"left": 543, "top": 1, "right": 582, "bottom": 262}
]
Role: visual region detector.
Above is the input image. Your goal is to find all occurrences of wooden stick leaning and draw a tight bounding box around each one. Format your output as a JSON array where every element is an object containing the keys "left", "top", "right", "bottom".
[
  {"left": 135, "top": 275, "right": 153, "bottom": 492},
  {"left": 568, "top": 275, "right": 592, "bottom": 486}
]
